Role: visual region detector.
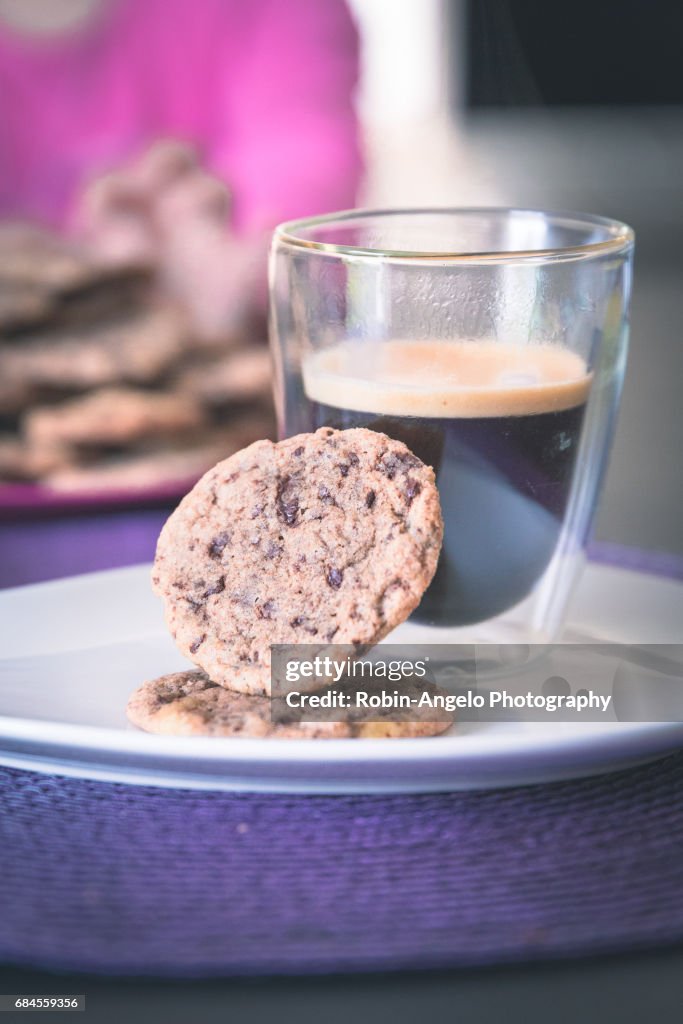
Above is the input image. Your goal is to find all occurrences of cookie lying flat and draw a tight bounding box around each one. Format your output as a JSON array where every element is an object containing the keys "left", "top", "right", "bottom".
[
  {"left": 127, "top": 670, "right": 453, "bottom": 739},
  {"left": 0, "top": 304, "right": 186, "bottom": 392},
  {"left": 44, "top": 414, "right": 275, "bottom": 493},
  {"left": 0, "top": 223, "right": 96, "bottom": 292},
  {"left": 153, "top": 427, "right": 443, "bottom": 694},
  {"left": 25, "top": 387, "right": 205, "bottom": 450},
  {"left": 176, "top": 346, "right": 272, "bottom": 408},
  {"left": 43, "top": 446, "right": 217, "bottom": 492},
  {"left": 0, "top": 371, "right": 35, "bottom": 418},
  {"left": 50, "top": 269, "right": 152, "bottom": 330},
  {"left": 0, "top": 435, "right": 72, "bottom": 482},
  {"left": 0, "top": 280, "right": 53, "bottom": 334}
]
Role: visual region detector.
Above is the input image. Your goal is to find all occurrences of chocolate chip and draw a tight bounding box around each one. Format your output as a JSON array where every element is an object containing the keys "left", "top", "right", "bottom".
[
  {"left": 266, "top": 541, "right": 282, "bottom": 559},
  {"left": 318, "top": 484, "right": 333, "bottom": 503},
  {"left": 156, "top": 690, "right": 180, "bottom": 706},
  {"left": 289, "top": 615, "right": 318, "bottom": 635},
  {"left": 338, "top": 452, "right": 359, "bottom": 476},
  {"left": 327, "top": 567, "right": 343, "bottom": 589},
  {"left": 378, "top": 451, "right": 420, "bottom": 480},
  {"left": 276, "top": 475, "right": 300, "bottom": 526},
  {"left": 293, "top": 446, "right": 304, "bottom": 456},
  {"left": 190, "top": 634, "right": 206, "bottom": 654},
  {"left": 258, "top": 599, "right": 276, "bottom": 619},
  {"left": 208, "top": 531, "right": 230, "bottom": 558},
  {"left": 365, "top": 489, "right": 376, "bottom": 508},
  {"left": 405, "top": 478, "right": 421, "bottom": 503},
  {"left": 281, "top": 501, "right": 298, "bottom": 525},
  {"left": 203, "top": 577, "right": 225, "bottom": 598}
]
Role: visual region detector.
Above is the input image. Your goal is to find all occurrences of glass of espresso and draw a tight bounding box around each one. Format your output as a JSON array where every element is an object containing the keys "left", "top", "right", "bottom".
[{"left": 269, "top": 209, "right": 634, "bottom": 642}]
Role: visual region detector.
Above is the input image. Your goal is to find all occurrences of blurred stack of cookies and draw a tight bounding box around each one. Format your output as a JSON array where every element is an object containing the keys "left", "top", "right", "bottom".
[{"left": 0, "top": 222, "right": 274, "bottom": 494}]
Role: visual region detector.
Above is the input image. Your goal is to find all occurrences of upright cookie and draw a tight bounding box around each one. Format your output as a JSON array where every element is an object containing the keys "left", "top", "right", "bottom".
[
  {"left": 153, "top": 427, "right": 443, "bottom": 694},
  {"left": 127, "top": 670, "right": 453, "bottom": 739}
]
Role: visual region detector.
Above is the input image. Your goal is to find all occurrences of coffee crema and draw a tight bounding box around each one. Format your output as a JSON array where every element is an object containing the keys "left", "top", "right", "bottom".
[
  {"left": 302, "top": 340, "right": 592, "bottom": 627},
  {"left": 303, "top": 339, "right": 590, "bottom": 419}
]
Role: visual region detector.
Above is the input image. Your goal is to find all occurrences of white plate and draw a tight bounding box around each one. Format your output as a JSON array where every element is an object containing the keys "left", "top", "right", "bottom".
[{"left": 0, "top": 562, "right": 682, "bottom": 792}]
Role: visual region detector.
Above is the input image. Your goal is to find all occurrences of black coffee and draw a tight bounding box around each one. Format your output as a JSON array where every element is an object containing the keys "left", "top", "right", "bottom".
[{"left": 299, "top": 340, "right": 590, "bottom": 627}]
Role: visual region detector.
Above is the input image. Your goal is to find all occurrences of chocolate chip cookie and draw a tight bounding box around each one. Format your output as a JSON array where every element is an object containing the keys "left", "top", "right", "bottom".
[
  {"left": 127, "top": 669, "right": 453, "bottom": 739},
  {"left": 0, "top": 280, "right": 53, "bottom": 334},
  {"left": 0, "top": 304, "right": 186, "bottom": 393},
  {"left": 0, "top": 434, "right": 72, "bottom": 481},
  {"left": 25, "top": 387, "right": 205, "bottom": 450},
  {"left": 176, "top": 346, "right": 272, "bottom": 408},
  {"left": 0, "top": 222, "right": 96, "bottom": 292},
  {"left": 152, "top": 427, "right": 443, "bottom": 694},
  {"left": 44, "top": 414, "right": 275, "bottom": 492}
]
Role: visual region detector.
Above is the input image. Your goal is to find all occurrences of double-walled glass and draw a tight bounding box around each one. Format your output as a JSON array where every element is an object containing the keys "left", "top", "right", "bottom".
[{"left": 269, "top": 208, "right": 634, "bottom": 643}]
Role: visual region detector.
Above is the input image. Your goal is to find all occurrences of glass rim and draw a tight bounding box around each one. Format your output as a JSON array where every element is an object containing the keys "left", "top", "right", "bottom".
[{"left": 273, "top": 206, "right": 634, "bottom": 264}]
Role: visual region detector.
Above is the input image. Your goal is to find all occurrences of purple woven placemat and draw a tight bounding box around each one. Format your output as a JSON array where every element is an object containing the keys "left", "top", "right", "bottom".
[{"left": 1, "top": 754, "right": 683, "bottom": 977}]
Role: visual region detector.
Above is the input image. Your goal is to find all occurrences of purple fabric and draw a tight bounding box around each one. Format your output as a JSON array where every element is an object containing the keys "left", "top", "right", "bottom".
[
  {"left": 0, "top": 0, "right": 361, "bottom": 233},
  {"left": 1, "top": 754, "right": 683, "bottom": 976}
]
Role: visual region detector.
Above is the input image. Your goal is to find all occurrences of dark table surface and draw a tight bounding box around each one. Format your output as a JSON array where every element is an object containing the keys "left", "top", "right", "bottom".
[{"left": 1, "top": 947, "right": 682, "bottom": 1024}]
